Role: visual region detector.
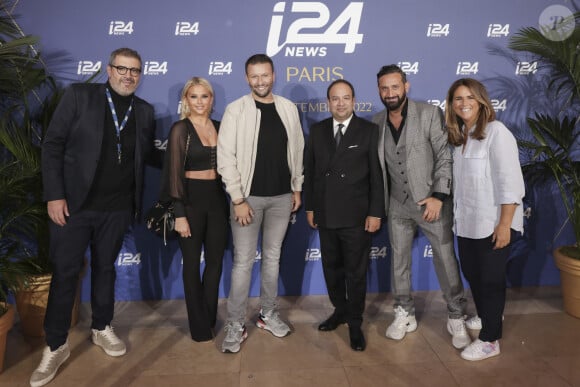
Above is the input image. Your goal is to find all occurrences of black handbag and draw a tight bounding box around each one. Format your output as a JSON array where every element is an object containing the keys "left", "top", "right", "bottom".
[
  {"left": 146, "top": 127, "right": 191, "bottom": 245},
  {"left": 145, "top": 201, "right": 176, "bottom": 245}
]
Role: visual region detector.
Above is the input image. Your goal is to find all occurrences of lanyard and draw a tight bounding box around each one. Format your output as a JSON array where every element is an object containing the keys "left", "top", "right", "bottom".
[{"left": 105, "top": 88, "right": 134, "bottom": 164}]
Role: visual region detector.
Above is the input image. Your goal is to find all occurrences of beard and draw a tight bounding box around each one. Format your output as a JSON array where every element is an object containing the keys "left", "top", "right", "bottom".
[
  {"left": 382, "top": 92, "right": 407, "bottom": 111},
  {"left": 251, "top": 84, "right": 272, "bottom": 99}
]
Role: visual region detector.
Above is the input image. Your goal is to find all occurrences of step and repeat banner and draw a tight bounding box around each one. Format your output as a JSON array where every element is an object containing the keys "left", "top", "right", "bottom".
[{"left": 14, "top": 0, "right": 573, "bottom": 301}]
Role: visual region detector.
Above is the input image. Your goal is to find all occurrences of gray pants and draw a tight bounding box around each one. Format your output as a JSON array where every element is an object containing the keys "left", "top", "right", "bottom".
[
  {"left": 226, "top": 193, "right": 293, "bottom": 324},
  {"left": 388, "top": 196, "right": 466, "bottom": 318}
]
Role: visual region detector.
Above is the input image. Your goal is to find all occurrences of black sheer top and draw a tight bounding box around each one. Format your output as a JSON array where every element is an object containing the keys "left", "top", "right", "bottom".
[{"left": 159, "top": 118, "right": 220, "bottom": 217}]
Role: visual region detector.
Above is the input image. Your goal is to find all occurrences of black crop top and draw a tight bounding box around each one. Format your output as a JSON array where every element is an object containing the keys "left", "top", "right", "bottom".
[
  {"left": 159, "top": 118, "right": 220, "bottom": 217},
  {"left": 184, "top": 142, "right": 217, "bottom": 171}
]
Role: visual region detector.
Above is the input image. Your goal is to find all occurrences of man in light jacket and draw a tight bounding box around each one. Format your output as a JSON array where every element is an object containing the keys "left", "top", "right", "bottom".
[{"left": 217, "top": 53, "right": 304, "bottom": 354}]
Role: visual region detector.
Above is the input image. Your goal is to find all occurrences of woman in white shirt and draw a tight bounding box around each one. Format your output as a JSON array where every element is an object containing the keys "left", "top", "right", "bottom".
[{"left": 445, "top": 78, "right": 525, "bottom": 361}]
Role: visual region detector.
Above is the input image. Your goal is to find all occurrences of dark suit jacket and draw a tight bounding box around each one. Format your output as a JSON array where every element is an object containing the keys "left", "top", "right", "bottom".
[
  {"left": 42, "top": 83, "right": 155, "bottom": 216},
  {"left": 304, "top": 114, "right": 384, "bottom": 229}
]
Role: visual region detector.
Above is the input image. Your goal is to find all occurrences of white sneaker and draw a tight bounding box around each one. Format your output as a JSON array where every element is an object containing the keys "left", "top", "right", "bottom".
[
  {"left": 447, "top": 317, "right": 471, "bottom": 349},
  {"left": 386, "top": 306, "right": 417, "bottom": 340},
  {"left": 460, "top": 339, "right": 500, "bottom": 361},
  {"left": 29, "top": 342, "right": 70, "bottom": 387},
  {"left": 91, "top": 325, "right": 126, "bottom": 357},
  {"left": 465, "top": 316, "right": 482, "bottom": 330},
  {"left": 465, "top": 315, "right": 504, "bottom": 330},
  {"left": 256, "top": 309, "right": 291, "bottom": 338}
]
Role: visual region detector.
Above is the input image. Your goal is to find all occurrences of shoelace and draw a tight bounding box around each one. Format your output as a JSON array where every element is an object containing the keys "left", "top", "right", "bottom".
[
  {"left": 225, "top": 323, "right": 242, "bottom": 336},
  {"left": 450, "top": 319, "right": 467, "bottom": 334},
  {"left": 263, "top": 311, "right": 280, "bottom": 321},
  {"left": 99, "top": 326, "right": 122, "bottom": 344},
  {"left": 393, "top": 308, "right": 408, "bottom": 325},
  {"left": 37, "top": 347, "right": 61, "bottom": 372}
]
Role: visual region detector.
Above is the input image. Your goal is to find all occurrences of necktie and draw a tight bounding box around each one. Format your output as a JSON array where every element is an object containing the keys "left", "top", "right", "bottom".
[{"left": 335, "top": 123, "right": 344, "bottom": 148}]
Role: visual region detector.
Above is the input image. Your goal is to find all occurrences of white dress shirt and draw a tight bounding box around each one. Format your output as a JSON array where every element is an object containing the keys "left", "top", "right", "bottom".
[
  {"left": 452, "top": 120, "right": 525, "bottom": 239},
  {"left": 333, "top": 115, "right": 353, "bottom": 136}
]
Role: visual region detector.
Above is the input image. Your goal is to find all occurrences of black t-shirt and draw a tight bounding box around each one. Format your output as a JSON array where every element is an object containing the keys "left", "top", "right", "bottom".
[{"left": 250, "top": 101, "right": 291, "bottom": 197}]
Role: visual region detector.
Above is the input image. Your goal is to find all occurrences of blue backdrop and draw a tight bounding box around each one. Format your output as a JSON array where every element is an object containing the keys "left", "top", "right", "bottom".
[{"left": 11, "top": 0, "right": 575, "bottom": 301}]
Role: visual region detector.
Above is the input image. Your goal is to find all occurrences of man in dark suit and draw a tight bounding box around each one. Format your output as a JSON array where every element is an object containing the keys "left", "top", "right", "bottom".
[
  {"left": 31, "top": 48, "right": 155, "bottom": 387},
  {"left": 304, "top": 79, "right": 384, "bottom": 351}
]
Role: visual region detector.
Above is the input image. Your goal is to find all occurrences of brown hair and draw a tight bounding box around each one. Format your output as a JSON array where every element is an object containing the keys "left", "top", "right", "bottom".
[{"left": 445, "top": 78, "right": 495, "bottom": 146}]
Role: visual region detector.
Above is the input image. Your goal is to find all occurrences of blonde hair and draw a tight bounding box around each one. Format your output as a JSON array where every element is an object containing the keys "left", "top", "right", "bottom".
[
  {"left": 445, "top": 78, "right": 495, "bottom": 147},
  {"left": 179, "top": 77, "right": 214, "bottom": 119}
]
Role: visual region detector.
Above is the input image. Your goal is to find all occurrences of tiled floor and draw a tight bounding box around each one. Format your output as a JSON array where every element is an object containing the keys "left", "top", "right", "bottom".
[{"left": 2, "top": 287, "right": 580, "bottom": 386}]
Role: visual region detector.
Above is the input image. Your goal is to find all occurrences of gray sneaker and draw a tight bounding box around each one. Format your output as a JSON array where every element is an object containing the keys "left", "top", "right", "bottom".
[
  {"left": 30, "top": 342, "right": 70, "bottom": 387},
  {"left": 91, "top": 325, "right": 126, "bottom": 357},
  {"left": 221, "top": 321, "right": 248, "bottom": 353},
  {"left": 256, "top": 309, "right": 291, "bottom": 338}
]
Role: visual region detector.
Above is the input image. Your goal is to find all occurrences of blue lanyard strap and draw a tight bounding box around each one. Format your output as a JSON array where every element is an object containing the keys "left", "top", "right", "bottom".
[{"left": 105, "top": 88, "right": 134, "bottom": 164}]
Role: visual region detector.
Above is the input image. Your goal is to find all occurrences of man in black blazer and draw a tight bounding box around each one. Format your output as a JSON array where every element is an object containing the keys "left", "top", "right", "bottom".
[
  {"left": 31, "top": 48, "right": 155, "bottom": 387},
  {"left": 304, "top": 79, "right": 384, "bottom": 351}
]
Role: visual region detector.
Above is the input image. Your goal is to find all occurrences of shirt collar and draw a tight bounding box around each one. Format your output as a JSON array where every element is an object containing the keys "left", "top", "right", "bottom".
[{"left": 333, "top": 114, "right": 354, "bottom": 133}]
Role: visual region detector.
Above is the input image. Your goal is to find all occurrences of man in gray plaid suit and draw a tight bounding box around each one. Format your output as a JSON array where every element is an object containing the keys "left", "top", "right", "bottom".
[{"left": 372, "top": 64, "right": 469, "bottom": 350}]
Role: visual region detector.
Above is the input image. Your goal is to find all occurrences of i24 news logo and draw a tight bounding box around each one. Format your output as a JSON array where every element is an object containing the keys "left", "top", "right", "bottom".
[
  {"left": 398, "top": 62, "right": 419, "bottom": 75},
  {"left": 175, "top": 22, "right": 199, "bottom": 36},
  {"left": 144, "top": 61, "right": 168, "bottom": 75},
  {"left": 516, "top": 61, "right": 537, "bottom": 75},
  {"left": 117, "top": 252, "right": 141, "bottom": 266},
  {"left": 77, "top": 61, "right": 101, "bottom": 75},
  {"left": 109, "top": 21, "right": 133, "bottom": 35},
  {"left": 487, "top": 24, "right": 509, "bottom": 37},
  {"left": 423, "top": 245, "right": 433, "bottom": 258},
  {"left": 428, "top": 99, "right": 446, "bottom": 111},
  {"left": 208, "top": 61, "right": 232, "bottom": 75},
  {"left": 456, "top": 61, "right": 479, "bottom": 75},
  {"left": 306, "top": 246, "right": 386, "bottom": 261},
  {"left": 427, "top": 23, "right": 450, "bottom": 37},
  {"left": 267, "top": 2, "right": 364, "bottom": 57},
  {"left": 491, "top": 99, "right": 507, "bottom": 112}
]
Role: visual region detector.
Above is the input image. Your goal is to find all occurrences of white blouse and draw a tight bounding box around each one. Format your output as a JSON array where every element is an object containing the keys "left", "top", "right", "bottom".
[{"left": 452, "top": 120, "right": 525, "bottom": 239}]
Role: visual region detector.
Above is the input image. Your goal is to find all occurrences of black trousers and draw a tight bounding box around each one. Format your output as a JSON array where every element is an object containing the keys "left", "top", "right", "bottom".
[
  {"left": 44, "top": 209, "right": 132, "bottom": 350},
  {"left": 318, "top": 225, "right": 371, "bottom": 327},
  {"left": 457, "top": 230, "right": 515, "bottom": 342},
  {"left": 178, "top": 179, "right": 227, "bottom": 341}
]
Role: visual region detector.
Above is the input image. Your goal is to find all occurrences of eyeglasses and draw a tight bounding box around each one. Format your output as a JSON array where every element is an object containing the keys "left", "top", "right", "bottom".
[{"left": 109, "top": 64, "right": 142, "bottom": 76}]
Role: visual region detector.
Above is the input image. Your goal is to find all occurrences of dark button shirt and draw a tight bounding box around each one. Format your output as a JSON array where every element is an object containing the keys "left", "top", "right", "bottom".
[{"left": 387, "top": 99, "right": 408, "bottom": 145}]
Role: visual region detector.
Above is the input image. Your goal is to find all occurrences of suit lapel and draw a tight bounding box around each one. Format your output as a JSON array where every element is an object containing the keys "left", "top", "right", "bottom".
[{"left": 403, "top": 100, "right": 418, "bottom": 154}]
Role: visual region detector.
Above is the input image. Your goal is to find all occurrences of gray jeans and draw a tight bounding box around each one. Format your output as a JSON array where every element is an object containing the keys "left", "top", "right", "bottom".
[{"left": 226, "top": 193, "right": 293, "bottom": 324}]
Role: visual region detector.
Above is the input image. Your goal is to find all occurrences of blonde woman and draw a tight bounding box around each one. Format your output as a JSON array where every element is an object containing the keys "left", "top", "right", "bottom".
[{"left": 160, "top": 77, "right": 227, "bottom": 341}]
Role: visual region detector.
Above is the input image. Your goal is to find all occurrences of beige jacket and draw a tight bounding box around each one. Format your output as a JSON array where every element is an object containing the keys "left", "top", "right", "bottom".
[{"left": 217, "top": 94, "right": 304, "bottom": 201}]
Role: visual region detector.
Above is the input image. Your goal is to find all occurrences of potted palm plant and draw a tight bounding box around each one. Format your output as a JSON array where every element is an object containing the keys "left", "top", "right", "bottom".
[
  {"left": 0, "top": 137, "right": 43, "bottom": 371},
  {"left": 509, "top": 12, "right": 580, "bottom": 317},
  {"left": 0, "top": 0, "right": 49, "bottom": 369},
  {"left": 0, "top": 0, "right": 82, "bottom": 337}
]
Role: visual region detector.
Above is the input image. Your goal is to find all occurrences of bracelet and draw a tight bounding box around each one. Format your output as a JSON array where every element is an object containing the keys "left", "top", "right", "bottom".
[{"left": 233, "top": 199, "right": 246, "bottom": 206}]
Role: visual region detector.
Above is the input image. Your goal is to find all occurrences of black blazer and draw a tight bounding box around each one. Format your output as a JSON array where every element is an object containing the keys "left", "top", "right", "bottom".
[
  {"left": 42, "top": 83, "right": 155, "bottom": 216},
  {"left": 304, "top": 114, "right": 384, "bottom": 229}
]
